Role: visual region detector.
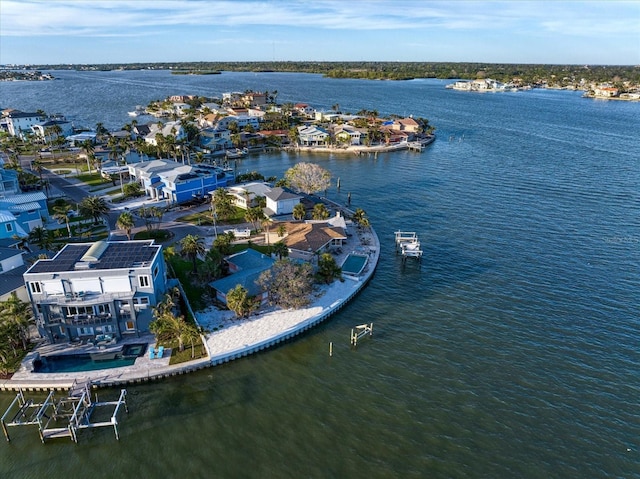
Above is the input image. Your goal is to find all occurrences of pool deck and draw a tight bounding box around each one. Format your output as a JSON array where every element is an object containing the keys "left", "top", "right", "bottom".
[{"left": 1, "top": 224, "right": 380, "bottom": 392}]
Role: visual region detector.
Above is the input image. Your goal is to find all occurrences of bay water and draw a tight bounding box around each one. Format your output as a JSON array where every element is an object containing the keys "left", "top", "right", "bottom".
[{"left": 1, "top": 71, "right": 639, "bottom": 478}]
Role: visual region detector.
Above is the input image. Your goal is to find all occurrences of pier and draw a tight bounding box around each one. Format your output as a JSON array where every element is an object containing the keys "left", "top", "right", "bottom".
[{"left": 1, "top": 380, "right": 128, "bottom": 444}]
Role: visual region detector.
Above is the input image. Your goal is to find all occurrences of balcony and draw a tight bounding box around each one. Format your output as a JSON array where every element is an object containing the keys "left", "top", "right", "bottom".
[{"left": 36, "top": 290, "right": 136, "bottom": 305}]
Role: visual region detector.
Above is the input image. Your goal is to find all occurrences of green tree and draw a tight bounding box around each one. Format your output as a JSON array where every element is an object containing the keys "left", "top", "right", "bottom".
[
  {"left": 272, "top": 241, "right": 289, "bottom": 260},
  {"left": 211, "top": 187, "right": 235, "bottom": 221},
  {"left": 292, "top": 203, "right": 306, "bottom": 221},
  {"left": 226, "top": 284, "right": 259, "bottom": 319},
  {"left": 79, "top": 196, "right": 109, "bottom": 224},
  {"left": 0, "top": 292, "right": 33, "bottom": 350},
  {"left": 52, "top": 203, "right": 74, "bottom": 238},
  {"left": 213, "top": 231, "right": 235, "bottom": 255},
  {"left": 244, "top": 206, "right": 264, "bottom": 231},
  {"left": 312, "top": 203, "right": 330, "bottom": 220},
  {"left": 116, "top": 211, "right": 135, "bottom": 240},
  {"left": 257, "top": 259, "right": 313, "bottom": 309},
  {"left": 122, "top": 182, "right": 143, "bottom": 197},
  {"left": 316, "top": 253, "right": 342, "bottom": 284},
  {"left": 28, "top": 226, "right": 53, "bottom": 251},
  {"left": 180, "top": 234, "right": 206, "bottom": 273},
  {"left": 285, "top": 162, "right": 331, "bottom": 195}
]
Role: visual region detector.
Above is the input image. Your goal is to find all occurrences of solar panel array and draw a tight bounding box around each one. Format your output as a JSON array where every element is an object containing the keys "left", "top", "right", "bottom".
[
  {"left": 97, "top": 242, "right": 158, "bottom": 270},
  {"left": 28, "top": 245, "right": 90, "bottom": 273},
  {"left": 27, "top": 241, "right": 159, "bottom": 273}
]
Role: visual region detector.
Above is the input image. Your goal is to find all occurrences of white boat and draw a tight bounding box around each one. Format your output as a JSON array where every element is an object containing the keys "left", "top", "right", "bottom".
[
  {"left": 225, "top": 148, "right": 247, "bottom": 159},
  {"left": 127, "top": 106, "right": 146, "bottom": 117}
]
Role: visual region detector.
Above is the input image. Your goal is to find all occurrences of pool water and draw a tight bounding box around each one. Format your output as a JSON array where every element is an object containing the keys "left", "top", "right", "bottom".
[
  {"left": 341, "top": 253, "right": 368, "bottom": 276},
  {"left": 33, "top": 343, "right": 148, "bottom": 373}
]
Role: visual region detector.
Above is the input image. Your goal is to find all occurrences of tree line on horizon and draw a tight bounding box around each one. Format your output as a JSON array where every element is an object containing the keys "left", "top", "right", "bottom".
[{"left": 9, "top": 61, "right": 640, "bottom": 86}]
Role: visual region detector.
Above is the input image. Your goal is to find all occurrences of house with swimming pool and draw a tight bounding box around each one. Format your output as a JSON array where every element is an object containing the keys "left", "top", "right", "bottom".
[{"left": 23, "top": 240, "right": 168, "bottom": 344}]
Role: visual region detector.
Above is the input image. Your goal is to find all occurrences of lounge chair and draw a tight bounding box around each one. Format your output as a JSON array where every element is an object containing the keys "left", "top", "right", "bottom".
[
  {"left": 149, "top": 347, "right": 156, "bottom": 360},
  {"left": 157, "top": 346, "right": 164, "bottom": 358}
]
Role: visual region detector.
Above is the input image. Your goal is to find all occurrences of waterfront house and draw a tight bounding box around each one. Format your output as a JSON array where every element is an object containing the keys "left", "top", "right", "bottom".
[
  {"left": 129, "top": 159, "right": 232, "bottom": 203},
  {"left": 391, "top": 118, "right": 420, "bottom": 134},
  {"left": 294, "top": 103, "right": 315, "bottom": 117},
  {"left": 23, "top": 240, "right": 168, "bottom": 344},
  {"left": 227, "top": 182, "right": 273, "bottom": 210},
  {"left": 144, "top": 121, "right": 185, "bottom": 146},
  {"left": 31, "top": 119, "right": 74, "bottom": 142},
  {"left": 3, "top": 110, "right": 46, "bottom": 140},
  {"left": 215, "top": 115, "right": 260, "bottom": 131},
  {"left": 199, "top": 127, "right": 233, "bottom": 151},
  {"left": 297, "top": 125, "right": 329, "bottom": 146},
  {"left": 273, "top": 214, "right": 347, "bottom": 261},
  {"left": 332, "top": 125, "right": 363, "bottom": 145},
  {"left": 158, "top": 164, "right": 233, "bottom": 204},
  {"left": 208, "top": 248, "right": 274, "bottom": 307}
]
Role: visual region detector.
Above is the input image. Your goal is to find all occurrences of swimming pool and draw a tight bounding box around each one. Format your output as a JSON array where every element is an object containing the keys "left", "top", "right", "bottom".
[
  {"left": 341, "top": 253, "right": 368, "bottom": 276},
  {"left": 33, "top": 343, "right": 148, "bottom": 373}
]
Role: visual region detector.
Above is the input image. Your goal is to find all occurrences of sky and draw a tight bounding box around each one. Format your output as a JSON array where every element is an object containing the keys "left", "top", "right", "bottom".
[{"left": 1, "top": 0, "right": 639, "bottom": 65}]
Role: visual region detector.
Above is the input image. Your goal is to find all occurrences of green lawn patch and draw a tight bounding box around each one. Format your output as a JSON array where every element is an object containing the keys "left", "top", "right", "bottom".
[
  {"left": 167, "top": 256, "right": 208, "bottom": 310},
  {"left": 166, "top": 339, "right": 207, "bottom": 365},
  {"left": 176, "top": 206, "right": 246, "bottom": 225},
  {"left": 76, "top": 173, "right": 108, "bottom": 187}
]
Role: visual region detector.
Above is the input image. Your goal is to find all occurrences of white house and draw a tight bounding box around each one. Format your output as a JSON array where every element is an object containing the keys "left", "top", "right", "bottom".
[
  {"left": 264, "top": 187, "right": 302, "bottom": 216},
  {"left": 23, "top": 240, "right": 168, "bottom": 344},
  {"left": 4, "top": 111, "right": 46, "bottom": 139}
]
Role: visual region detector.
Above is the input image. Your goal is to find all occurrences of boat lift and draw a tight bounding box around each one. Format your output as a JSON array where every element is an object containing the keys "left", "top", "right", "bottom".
[
  {"left": 350, "top": 323, "right": 373, "bottom": 347},
  {"left": 1, "top": 380, "right": 128, "bottom": 444},
  {"left": 395, "top": 231, "right": 423, "bottom": 263}
]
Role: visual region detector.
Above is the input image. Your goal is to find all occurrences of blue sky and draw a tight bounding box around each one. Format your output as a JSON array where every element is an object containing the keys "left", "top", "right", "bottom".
[{"left": 1, "top": 0, "right": 638, "bottom": 65}]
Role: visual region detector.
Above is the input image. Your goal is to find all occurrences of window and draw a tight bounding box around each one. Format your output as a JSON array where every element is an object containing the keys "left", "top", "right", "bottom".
[
  {"left": 78, "top": 327, "right": 94, "bottom": 336},
  {"left": 125, "top": 321, "right": 135, "bottom": 331},
  {"left": 138, "top": 275, "right": 150, "bottom": 288},
  {"left": 154, "top": 265, "right": 159, "bottom": 277},
  {"left": 29, "top": 282, "right": 42, "bottom": 294},
  {"left": 5, "top": 223, "right": 12, "bottom": 233}
]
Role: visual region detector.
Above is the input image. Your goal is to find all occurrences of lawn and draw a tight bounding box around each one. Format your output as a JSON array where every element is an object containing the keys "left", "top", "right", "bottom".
[
  {"left": 167, "top": 255, "right": 208, "bottom": 311},
  {"left": 177, "top": 206, "right": 247, "bottom": 225},
  {"left": 76, "top": 172, "right": 109, "bottom": 187}
]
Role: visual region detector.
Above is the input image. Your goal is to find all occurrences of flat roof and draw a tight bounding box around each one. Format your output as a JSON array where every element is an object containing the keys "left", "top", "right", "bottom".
[{"left": 26, "top": 240, "right": 160, "bottom": 274}]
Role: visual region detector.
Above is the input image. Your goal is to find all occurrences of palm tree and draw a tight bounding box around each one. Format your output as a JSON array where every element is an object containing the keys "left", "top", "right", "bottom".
[
  {"left": 293, "top": 203, "right": 306, "bottom": 221},
  {"left": 261, "top": 217, "right": 272, "bottom": 246},
  {"left": 272, "top": 241, "right": 289, "bottom": 260},
  {"left": 53, "top": 204, "right": 74, "bottom": 237},
  {"left": 81, "top": 139, "right": 95, "bottom": 173},
  {"left": 0, "top": 292, "right": 33, "bottom": 350},
  {"left": 79, "top": 196, "right": 109, "bottom": 224},
  {"left": 211, "top": 187, "right": 234, "bottom": 221},
  {"left": 312, "top": 203, "right": 330, "bottom": 220},
  {"left": 245, "top": 206, "right": 263, "bottom": 232},
  {"left": 28, "top": 226, "right": 53, "bottom": 251},
  {"left": 116, "top": 211, "right": 135, "bottom": 240},
  {"left": 180, "top": 234, "right": 206, "bottom": 273}
]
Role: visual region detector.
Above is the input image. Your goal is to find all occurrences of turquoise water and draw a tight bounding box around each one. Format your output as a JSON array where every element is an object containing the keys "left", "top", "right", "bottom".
[
  {"left": 33, "top": 344, "right": 147, "bottom": 373},
  {"left": 1, "top": 71, "right": 639, "bottom": 478},
  {"left": 341, "top": 253, "right": 368, "bottom": 275}
]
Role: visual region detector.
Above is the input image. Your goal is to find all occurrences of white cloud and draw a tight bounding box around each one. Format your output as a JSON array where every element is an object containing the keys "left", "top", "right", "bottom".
[{"left": 2, "top": 0, "right": 636, "bottom": 37}]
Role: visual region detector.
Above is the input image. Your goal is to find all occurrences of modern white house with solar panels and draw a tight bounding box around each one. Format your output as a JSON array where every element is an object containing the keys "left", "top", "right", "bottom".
[{"left": 23, "top": 240, "right": 168, "bottom": 344}]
